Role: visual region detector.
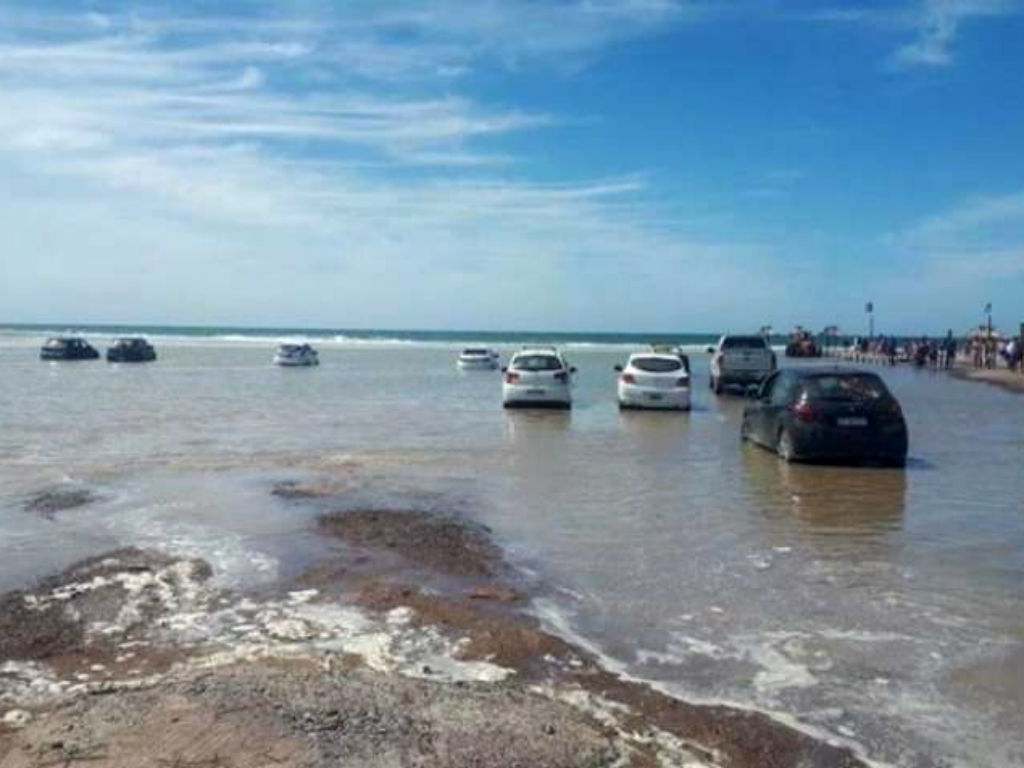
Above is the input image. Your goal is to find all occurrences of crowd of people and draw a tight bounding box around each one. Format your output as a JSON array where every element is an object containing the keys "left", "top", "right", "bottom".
[{"left": 844, "top": 331, "right": 1023, "bottom": 372}]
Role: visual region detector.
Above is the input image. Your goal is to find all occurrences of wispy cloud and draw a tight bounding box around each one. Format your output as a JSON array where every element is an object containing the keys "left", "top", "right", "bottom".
[
  {"left": 886, "top": 191, "right": 1024, "bottom": 278},
  {"left": 893, "top": 0, "right": 1017, "bottom": 68},
  {"left": 1, "top": 1, "right": 778, "bottom": 330},
  {"left": 802, "top": 0, "right": 1019, "bottom": 69}
]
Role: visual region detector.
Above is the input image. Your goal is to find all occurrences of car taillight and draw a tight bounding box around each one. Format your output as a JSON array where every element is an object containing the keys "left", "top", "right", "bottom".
[
  {"left": 887, "top": 400, "right": 903, "bottom": 418},
  {"left": 554, "top": 371, "right": 569, "bottom": 383},
  {"left": 715, "top": 354, "right": 726, "bottom": 367},
  {"left": 676, "top": 376, "right": 689, "bottom": 387},
  {"left": 622, "top": 373, "right": 636, "bottom": 384},
  {"left": 505, "top": 372, "right": 520, "bottom": 384},
  {"left": 791, "top": 398, "right": 821, "bottom": 423}
]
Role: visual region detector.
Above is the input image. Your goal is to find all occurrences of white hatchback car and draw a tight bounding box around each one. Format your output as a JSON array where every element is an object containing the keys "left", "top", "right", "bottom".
[
  {"left": 615, "top": 352, "right": 691, "bottom": 410},
  {"left": 502, "top": 348, "right": 575, "bottom": 409}
]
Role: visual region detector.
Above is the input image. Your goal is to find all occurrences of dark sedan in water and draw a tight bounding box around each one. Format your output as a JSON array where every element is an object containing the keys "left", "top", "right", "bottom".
[
  {"left": 741, "top": 367, "right": 908, "bottom": 467},
  {"left": 39, "top": 336, "right": 100, "bottom": 361},
  {"left": 106, "top": 337, "right": 157, "bottom": 363}
]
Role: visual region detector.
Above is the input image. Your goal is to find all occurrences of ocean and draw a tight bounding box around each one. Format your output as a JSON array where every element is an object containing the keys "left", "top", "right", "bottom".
[{"left": 1, "top": 324, "right": 1022, "bottom": 766}]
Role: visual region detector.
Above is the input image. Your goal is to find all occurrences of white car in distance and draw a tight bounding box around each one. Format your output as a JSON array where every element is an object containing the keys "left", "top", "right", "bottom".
[
  {"left": 501, "top": 348, "right": 575, "bottom": 409},
  {"left": 615, "top": 352, "right": 691, "bottom": 410},
  {"left": 457, "top": 348, "right": 500, "bottom": 370},
  {"left": 274, "top": 343, "right": 319, "bottom": 367}
]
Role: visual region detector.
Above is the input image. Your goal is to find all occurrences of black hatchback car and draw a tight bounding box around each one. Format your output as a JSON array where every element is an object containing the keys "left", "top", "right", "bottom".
[
  {"left": 741, "top": 368, "right": 908, "bottom": 467},
  {"left": 39, "top": 336, "right": 100, "bottom": 361},
  {"left": 106, "top": 337, "right": 157, "bottom": 363}
]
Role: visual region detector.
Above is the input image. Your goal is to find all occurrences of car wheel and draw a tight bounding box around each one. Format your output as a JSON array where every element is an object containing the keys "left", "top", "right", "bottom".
[{"left": 777, "top": 429, "right": 795, "bottom": 462}]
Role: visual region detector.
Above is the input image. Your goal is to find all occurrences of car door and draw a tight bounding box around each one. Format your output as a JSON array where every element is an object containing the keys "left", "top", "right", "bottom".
[
  {"left": 748, "top": 372, "right": 780, "bottom": 445},
  {"left": 764, "top": 372, "right": 796, "bottom": 442}
]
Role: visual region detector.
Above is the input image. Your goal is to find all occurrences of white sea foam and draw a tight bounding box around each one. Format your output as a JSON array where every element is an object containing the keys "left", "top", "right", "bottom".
[{"left": 529, "top": 598, "right": 896, "bottom": 768}]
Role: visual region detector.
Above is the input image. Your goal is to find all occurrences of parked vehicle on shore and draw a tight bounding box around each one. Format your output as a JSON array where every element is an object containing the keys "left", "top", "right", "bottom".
[
  {"left": 502, "top": 348, "right": 575, "bottom": 409},
  {"left": 741, "top": 368, "right": 908, "bottom": 466},
  {"left": 785, "top": 327, "right": 821, "bottom": 358},
  {"left": 707, "top": 334, "right": 776, "bottom": 394},
  {"left": 615, "top": 352, "right": 691, "bottom": 410},
  {"left": 457, "top": 348, "right": 500, "bottom": 370},
  {"left": 40, "top": 336, "right": 99, "bottom": 361},
  {"left": 273, "top": 343, "right": 319, "bottom": 367},
  {"left": 106, "top": 337, "right": 156, "bottom": 363}
]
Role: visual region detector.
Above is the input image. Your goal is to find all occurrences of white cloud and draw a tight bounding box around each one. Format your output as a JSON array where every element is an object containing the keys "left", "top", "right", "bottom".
[
  {"left": 0, "top": 2, "right": 786, "bottom": 331},
  {"left": 893, "top": 0, "right": 1016, "bottom": 68},
  {"left": 884, "top": 191, "right": 1024, "bottom": 297},
  {"left": 802, "top": 0, "right": 1019, "bottom": 69}
]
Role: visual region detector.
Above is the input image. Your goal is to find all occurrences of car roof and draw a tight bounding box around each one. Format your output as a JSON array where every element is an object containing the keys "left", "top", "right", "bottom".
[
  {"left": 628, "top": 352, "right": 682, "bottom": 362},
  {"left": 787, "top": 366, "right": 878, "bottom": 378},
  {"left": 514, "top": 348, "right": 562, "bottom": 357}
]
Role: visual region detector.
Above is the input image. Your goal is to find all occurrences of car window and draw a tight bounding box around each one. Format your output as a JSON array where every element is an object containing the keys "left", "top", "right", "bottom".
[
  {"left": 759, "top": 373, "right": 780, "bottom": 400},
  {"left": 631, "top": 357, "right": 682, "bottom": 373},
  {"left": 805, "top": 374, "right": 888, "bottom": 401},
  {"left": 512, "top": 354, "right": 563, "bottom": 371},
  {"left": 770, "top": 373, "right": 796, "bottom": 406},
  {"left": 722, "top": 336, "right": 767, "bottom": 350}
]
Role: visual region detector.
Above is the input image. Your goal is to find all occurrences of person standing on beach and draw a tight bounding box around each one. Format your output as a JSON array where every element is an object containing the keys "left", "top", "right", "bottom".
[{"left": 943, "top": 331, "right": 957, "bottom": 369}]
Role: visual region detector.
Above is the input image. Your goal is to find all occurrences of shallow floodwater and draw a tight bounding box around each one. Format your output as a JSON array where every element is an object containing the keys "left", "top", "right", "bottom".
[{"left": 1, "top": 332, "right": 1022, "bottom": 767}]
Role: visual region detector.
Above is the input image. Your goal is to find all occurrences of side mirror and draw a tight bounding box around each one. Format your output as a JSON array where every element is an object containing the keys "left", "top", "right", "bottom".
[
  {"left": 570, "top": 367, "right": 578, "bottom": 374},
  {"left": 500, "top": 366, "right": 508, "bottom": 373},
  {"left": 613, "top": 365, "right": 623, "bottom": 372},
  {"left": 705, "top": 346, "right": 715, "bottom": 354}
]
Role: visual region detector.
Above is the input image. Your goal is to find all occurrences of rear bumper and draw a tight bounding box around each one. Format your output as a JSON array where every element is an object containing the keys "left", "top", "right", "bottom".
[
  {"left": 789, "top": 424, "right": 908, "bottom": 463},
  {"left": 618, "top": 383, "right": 690, "bottom": 410},
  {"left": 502, "top": 383, "right": 571, "bottom": 408},
  {"left": 718, "top": 369, "right": 770, "bottom": 384}
]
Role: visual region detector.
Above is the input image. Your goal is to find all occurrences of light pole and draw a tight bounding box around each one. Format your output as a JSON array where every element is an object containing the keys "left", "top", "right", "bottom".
[{"left": 984, "top": 302, "right": 993, "bottom": 368}]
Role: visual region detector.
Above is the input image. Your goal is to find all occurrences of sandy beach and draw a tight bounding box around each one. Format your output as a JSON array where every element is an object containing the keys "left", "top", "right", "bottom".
[
  {"left": 0, "top": 484, "right": 872, "bottom": 768},
  {"left": 949, "top": 364, "right": 1024, "bottom": 395}
]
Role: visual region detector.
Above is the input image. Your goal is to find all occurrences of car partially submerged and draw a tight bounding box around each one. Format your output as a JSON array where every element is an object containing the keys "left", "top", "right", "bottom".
[
  {"left": 274, "top": 343, "right": 319, "bottom": 367},
  {"left": 615, "top": 352, "right": 691, "bottom": 410},
  {"left": 502, "top": 348, "right": 575, "bottom": 409},
  {"left": 40, "top": 336, "right": 99, "bottom": 361},
  {"left": 457, "top": 348, "right": 500, "bottom": 370},
  {"left": 106, "top": 337, "right": 157, "bottom": 363},
  {"left": 741, "top": 367, "right": 908, "bottom": 466}
]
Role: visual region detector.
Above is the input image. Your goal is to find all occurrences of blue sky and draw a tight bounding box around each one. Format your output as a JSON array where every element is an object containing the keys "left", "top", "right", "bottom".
[{"left": 0, "top": 0, "right": 1022, "bottom": 335}]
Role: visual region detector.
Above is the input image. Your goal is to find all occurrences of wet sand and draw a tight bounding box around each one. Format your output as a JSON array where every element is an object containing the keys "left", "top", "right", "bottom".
[
  {"left": 949, "top": 364, "right": 1024, "bottom": 394},
  {"left": 0, "top": 491, "right": 873, "bottom": 768}
]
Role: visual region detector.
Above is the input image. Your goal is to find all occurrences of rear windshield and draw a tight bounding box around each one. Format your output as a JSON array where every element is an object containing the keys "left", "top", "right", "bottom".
[
  {"left": 805, "top": 374, "right": 888, "bottom": 401},
  {"left": 632, "top": 357, "right": 683, "bottom": 373},
  {"left": 45, "top": 338, "right": 67, "bottom": 347},
  {"left": 722, "top": 336, "right": 767, "bottom": 350},
  {"left": 512, "top": 355, "right": 563, "bottom": 371},
  {"left": 462, "top": 348, "right": 490, "bottom": 355}
]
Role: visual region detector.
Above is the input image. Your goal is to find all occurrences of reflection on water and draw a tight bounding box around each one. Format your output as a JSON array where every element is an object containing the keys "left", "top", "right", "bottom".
[{"left": 740, "top": 446, "right": 907, "bottom": 543}]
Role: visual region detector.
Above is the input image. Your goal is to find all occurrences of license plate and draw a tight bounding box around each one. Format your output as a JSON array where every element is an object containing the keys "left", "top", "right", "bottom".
[
  {"left": 647, "top": 393, "right": 664, "bottom": 401},
  {"left": 837, "top": 417, "right": 868, "bottom": 427},
  {"left": 527, "top": 388, "right": 546, "bottom": 396}
]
